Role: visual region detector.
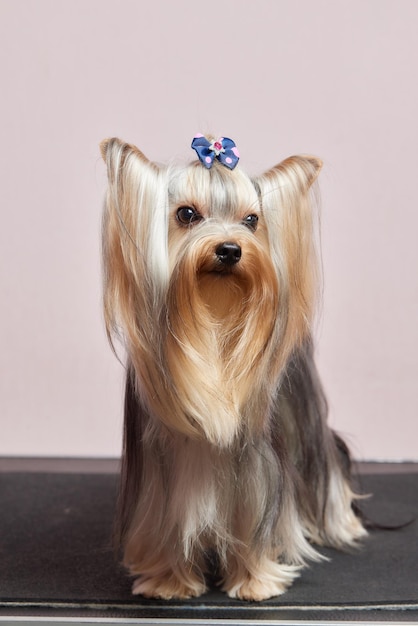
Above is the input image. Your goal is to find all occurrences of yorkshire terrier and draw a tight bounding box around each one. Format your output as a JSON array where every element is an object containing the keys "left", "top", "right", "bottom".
[{"left": 100, "top": 134, "right": 366, "bottom": 601}]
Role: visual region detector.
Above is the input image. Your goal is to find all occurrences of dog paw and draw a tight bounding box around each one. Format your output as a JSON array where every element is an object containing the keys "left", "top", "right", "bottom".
[
  {"left": 223, "top": 562, "right": 300, "bottom": 601},
  {"left": 132, "top": 574, "right": 207, "bottom": 600},
  {"left": 323, "top": 507, "right": 368, "bottom": 549}
]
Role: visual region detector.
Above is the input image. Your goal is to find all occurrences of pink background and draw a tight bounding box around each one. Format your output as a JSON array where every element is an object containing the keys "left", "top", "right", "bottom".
[{"left": 1, "top": 0, "right": 417, "bottom": 460}]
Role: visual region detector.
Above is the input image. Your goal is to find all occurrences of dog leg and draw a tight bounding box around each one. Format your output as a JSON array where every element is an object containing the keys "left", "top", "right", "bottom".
[
  {"left": 222, "top": 550, "right": 300, "bottom": 601},
  {"left": 277, "top": 343, "right": 367, "bottom": 548},
  {"left": 132, "top": 571, "right": 207, "bottom": 600},
  {"left": 128, "top": 550, "right": 207, "bottom": 600},
  {"left": 320, "top": 467, "right": 368, "bottom": 548}
]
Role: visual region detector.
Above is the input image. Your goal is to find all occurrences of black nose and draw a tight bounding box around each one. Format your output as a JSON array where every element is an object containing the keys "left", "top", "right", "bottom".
[{"left": 215, "top": 242, "right": 242, "bottom": 266}]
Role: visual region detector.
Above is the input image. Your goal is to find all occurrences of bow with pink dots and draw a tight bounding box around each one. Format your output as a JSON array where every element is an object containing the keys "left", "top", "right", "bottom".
[{"left": 191, "top": 134, "right": 240, "bottom": 170}]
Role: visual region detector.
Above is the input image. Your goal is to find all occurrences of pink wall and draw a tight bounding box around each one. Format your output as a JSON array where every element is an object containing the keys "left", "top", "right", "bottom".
[{"left": 1, "top": 0, "right": 417, "bottom": 460}]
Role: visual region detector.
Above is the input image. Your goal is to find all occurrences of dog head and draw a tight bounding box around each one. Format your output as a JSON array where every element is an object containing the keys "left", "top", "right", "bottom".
[{"left": 101, "top": 136, "right": 322, "bottom": 445}]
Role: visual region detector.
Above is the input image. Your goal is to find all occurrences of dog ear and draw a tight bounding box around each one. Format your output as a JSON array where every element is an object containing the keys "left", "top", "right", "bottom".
[
  {"left": 256, "top": 155, "right": 322, "bottom": 194},
  {"left": 100, "top": 137, "right": 164, "bottom": 276},
  {"left": 254, "top": 155, "right": 323, "bottom": 348},
  {"left": 101, "top": 136, "right": 168, "bottom": 335},
  {"left": 99, "top": 137, "right": 111, "bottom": 162},
  {"left": 100, "top": 137, "right": 159, "bottom": 183}
]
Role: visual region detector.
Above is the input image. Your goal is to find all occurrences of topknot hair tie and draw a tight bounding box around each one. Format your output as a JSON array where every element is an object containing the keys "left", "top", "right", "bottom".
[{"left": 191, "top": 134, "right": 240, "bottom": 170}]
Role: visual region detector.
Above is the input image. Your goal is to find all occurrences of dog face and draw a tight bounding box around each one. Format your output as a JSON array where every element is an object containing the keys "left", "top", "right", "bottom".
[
  {"left": 166, "top": 160, "right": 278, "bottom": 341},
  {"left": 100, "top": 138, "right": 322, "bottom": 445}
]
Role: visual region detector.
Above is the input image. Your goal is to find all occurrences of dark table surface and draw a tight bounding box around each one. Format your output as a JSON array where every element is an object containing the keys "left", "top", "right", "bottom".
[{"left": 0, "top": 460, "right": 417, "bottom": 624}]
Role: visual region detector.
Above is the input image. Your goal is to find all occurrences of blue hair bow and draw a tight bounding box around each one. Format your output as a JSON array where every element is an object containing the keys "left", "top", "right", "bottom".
[{"left": 191, "top": 134, "right": 240, "bottom": 170}]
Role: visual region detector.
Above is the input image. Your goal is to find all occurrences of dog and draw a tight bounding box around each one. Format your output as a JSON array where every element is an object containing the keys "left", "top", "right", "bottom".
[{"left": 100, "top": 134, "right": 366, "bottom": 601}]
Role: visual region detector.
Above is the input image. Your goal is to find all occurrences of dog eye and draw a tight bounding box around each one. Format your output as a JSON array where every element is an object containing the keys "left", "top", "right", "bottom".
[
  {"left": 176, "top": 206, "right": 203, "bottom": 226},
  {"left": 243, "top": 214, "right": 258, "bottom": 231}
]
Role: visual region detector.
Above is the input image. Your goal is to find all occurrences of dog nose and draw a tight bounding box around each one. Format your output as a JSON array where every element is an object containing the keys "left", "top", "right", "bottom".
[{"left": 215, "top": 242, "right": 242, "bottom": 266}]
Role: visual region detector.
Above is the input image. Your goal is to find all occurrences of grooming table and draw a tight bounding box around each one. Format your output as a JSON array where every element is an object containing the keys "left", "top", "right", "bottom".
[{"left": 0, "top": 460, "right": 417, "bottom": 625}]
